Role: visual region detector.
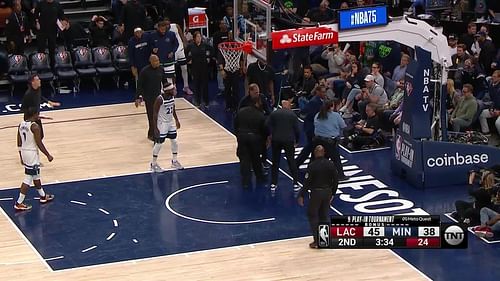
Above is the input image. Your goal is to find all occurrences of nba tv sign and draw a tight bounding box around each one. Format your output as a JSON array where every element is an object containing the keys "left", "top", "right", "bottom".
[{"left": 271, "top": 26, "right": 338, "bottom": 50}]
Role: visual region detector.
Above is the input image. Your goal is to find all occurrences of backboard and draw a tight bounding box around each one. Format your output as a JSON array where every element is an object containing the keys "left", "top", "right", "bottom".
[{"left": 233, "top": 0, "right": 272, "bottom": 62}]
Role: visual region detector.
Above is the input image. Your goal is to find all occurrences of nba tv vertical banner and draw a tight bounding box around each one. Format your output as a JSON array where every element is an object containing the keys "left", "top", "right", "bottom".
[{"left": 401, "top": 47, "right": 432, "bottom": 139}]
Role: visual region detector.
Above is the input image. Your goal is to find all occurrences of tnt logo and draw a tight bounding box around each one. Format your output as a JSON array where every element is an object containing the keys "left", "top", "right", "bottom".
[
  {"left": 318, "top": 224, "right": 330, "bottom": 248},
  {"left": 441, "top": 224, "right": 467, "bottom": 248},
  {"left": 280, "top": 34, "right": 292, "bottom": 45}
]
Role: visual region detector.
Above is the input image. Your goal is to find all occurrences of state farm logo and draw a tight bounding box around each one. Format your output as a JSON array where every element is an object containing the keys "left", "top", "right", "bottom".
[
  {"left": 280, "top": 34, "right": 292, "bottom": 44},
  {"left": 272, "top": 26, "right": 338, "bottom": 50}
]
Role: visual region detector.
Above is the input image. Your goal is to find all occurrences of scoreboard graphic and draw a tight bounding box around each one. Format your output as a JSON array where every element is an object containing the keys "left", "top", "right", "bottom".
[{"left": 318, "top": 216, "right": 467, "bottom": 249}]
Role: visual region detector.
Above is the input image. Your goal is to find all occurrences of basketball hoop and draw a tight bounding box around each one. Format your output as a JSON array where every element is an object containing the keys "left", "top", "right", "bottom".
[{"left": 218, "top": 41, "right": 253, "bottom": 73}]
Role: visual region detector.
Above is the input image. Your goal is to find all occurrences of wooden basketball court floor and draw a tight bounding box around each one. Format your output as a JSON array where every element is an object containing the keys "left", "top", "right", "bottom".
[{"left": 0, "top": 99, "right": 429, "bottom": 280}]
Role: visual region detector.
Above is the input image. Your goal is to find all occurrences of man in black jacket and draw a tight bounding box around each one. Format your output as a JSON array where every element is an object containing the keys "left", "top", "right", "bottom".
[
  {"left": 135, "top": 55, "right": 163, "bottom": 141},
  {"left": 33, "top": 0, "right": 64, "bottom": 67},
  {"left": 120, "top": 0, "right": 146, "bottom": 40},
  {"left": 298, "top": 145, "right": 338, "bottom": 249},
  {"left": 234, "top": 95, "right": 268, "bottom": 188},
  {"left": 267, "top": 100, "right": 300, "bottom": 192},
  {"left": 5, "top": 2, "right": 30, "bottom": 55}
]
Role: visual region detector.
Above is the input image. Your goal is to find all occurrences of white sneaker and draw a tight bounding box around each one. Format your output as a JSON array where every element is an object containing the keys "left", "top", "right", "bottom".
[
  {"left": 270, "top": 184, "right": 277, "bottom": 191},
  {"left": 342, "top": 112, "right": 353, "bottom": 118},
  {"left": 171, "top": 160, "right": 184, "bottom": 170},
  {"left": 150, "top": 162, "right": 165, "bottom": 173},
  {"left": 339, "top": 105, "right": 347, "bottom": 113}
]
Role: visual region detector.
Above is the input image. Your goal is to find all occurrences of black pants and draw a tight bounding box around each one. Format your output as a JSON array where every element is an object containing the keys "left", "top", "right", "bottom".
[
  {"left": 307, "top": 189, "right": 332, "bottom": 244},
  {"left": 312, "top": 136, "right": 345, "bottom": 178},
  {"left": 37, "top": 32, "right": 57, "bottom": 67},
  {"left": 455, "top": 200, "right": 480, "bottom": 225},
  {"left": 192, "top": 71, "right": 209, "bottom": 106},
  {"left": 223, "top": 71, "right": 240, "bottom": 111},
  {"left": 271, "top": 141, "right": 298, "bottom": 185},
  {"left": 145, "top": 99, "right": 155, "bottom": 139},
  {"left": 296, "top": 130, "right": 314, "bottom": 167},
  {"left": 35, "top": 118, "right": 44, "bottom": 140},
  {"left": 237, "top": 134, "right": 264, "bottom": 186}
]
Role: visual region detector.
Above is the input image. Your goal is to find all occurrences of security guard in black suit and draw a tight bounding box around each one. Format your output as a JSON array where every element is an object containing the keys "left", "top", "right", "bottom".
[
  {"left": 234, "top": 96, "right": 268, "bottom": 188},
  {"left": 298, "top": 145, "right": 339, "bottom": 248}
]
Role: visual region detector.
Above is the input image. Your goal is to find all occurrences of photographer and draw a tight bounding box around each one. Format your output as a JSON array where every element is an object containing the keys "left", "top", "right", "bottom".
[
  {"left": 320, "top": 43, "right": 345, "bottom": 77},
  {"left": 344, "top": 103, "right": 381, "bottom": 149},
  {"left": 452, "top": 169, "right": 499, "bottom": 225},
  {"left": 479, "top": 70, "right": 500, "bottom": 135}
]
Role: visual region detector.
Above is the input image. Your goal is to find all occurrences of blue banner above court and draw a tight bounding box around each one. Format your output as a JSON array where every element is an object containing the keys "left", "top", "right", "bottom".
[{"left": 338, "top": 5, "right": 388, "bottom": 31}]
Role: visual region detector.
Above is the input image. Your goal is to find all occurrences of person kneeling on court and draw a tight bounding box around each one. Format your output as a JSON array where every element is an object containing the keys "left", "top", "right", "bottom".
[
  {"left": 150, "top": 82, "right": 183, "bottom": 172},
  {"left": 15, "top": 107, "right": 55, "bottom": 211},
  {"left": 298, "top": 145, "right": 339, "bottom": 249}
]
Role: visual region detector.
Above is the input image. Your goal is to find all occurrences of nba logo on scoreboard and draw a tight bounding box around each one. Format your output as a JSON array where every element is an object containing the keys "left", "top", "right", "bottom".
[
  {"left": 318, "top": 224, "right": 330, "bottom": 248},
  {"left": 441, "top": 224, "right": 467, "bottom": 248}
]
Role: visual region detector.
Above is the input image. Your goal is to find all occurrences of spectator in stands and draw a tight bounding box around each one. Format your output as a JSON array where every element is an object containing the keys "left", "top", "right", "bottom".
[
  {"left": 392, "top": 54, "right": 410, "bottom": 82},
  {"left": 450, "top": 44, "right": 470, "bottom": 83},
  {"left": 458, "top": 22, "right": 476, "bottom": 54},
  {"left": 370, "top": 62, "right": 384, "bottom": 88},
  {"left": 164, "top": 0, "right": 188, "bottom": 31},
  {"left": 445, "top": 79, "right": 462, "bottom": 114},
  {"left": 120, "top": 0, "right": 146, "bottom": 40},
  {"left": 479, "top": 70, "right": 500, "bottom": 135},
  {"left": 89, "top": 15, "right": 112, "bottom": 47},
  {"left": 449, "top": 84, "right": 478, "bottom": 132},
  {"left": 476, "top": 31, "right": 496, "bottom": 76},
  {"left": 128, "top": 27, "right": 150, "bottom": 82},
  {"left": 342, "top": 62, "right": 363, "bottom": 103},
  {"left": 454, "top": 170, "right": 498, "bottom": 225},
  {"left": 5, "top": 1, "right": 30, "bottom": 55},
  {"left": 357, "top": 75, "right": 388, "bottom": 121},
  {"left": 456, "top": 58, "right": 489, "bottom": 101},
  {"left": 34, "top": 0, "right": 64, "bottom": 67},
  {"left": 486, "top": 0, "right": 500, "bottom": 22},
  {"left": 59, "top": 17, "right": 87, "bottom": 50},
  {"left": 112, "top": 24, "right": 127, "bottom": 45},
  {"left": 384, "top": 79, "right": 404, "bottom": 111},
  {"left": 295, "top": 65, "right": 317, "bottom": 99},
  {"left": 448, "top": 34, "right": 458, "bottom": 56},
  {"left": 320, "top": 43, "right": 345, "bottom": 77},
  {"left": 305, "top": 0, "right": 334, "bottom": 23}
]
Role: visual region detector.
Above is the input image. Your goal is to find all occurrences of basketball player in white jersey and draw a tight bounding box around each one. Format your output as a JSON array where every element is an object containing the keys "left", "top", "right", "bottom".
[
  {"left": 166, "top": 19, "right": 192, "bottom": 96},
  {"left": 151, "top": 82, "right": 183, "bottom": 172},
  {"left": 15, "top": 107, "right": 54, "bottom": 211}
]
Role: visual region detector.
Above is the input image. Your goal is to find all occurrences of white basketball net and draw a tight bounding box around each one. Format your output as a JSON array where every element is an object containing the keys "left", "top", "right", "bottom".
[{"left": 219, "top": 42, "right": 243, "bottom": 73}]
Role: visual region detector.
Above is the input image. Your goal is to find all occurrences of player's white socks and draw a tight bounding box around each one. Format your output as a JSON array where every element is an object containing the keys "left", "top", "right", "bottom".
[
  {"left": 181, "top": 65, "right": 189, "bottom": 88},
  {"left": 153, "top": 143, "right": 163, "bottom": 164},
  {"left": 17, "top": 193, "right": 25, "bottom": 204},
  {"left": 170, "top": 139, "right": 178, "bottom": 160},
  {"left": 37, "top": 188, "right": 46, "bottom": 197}
]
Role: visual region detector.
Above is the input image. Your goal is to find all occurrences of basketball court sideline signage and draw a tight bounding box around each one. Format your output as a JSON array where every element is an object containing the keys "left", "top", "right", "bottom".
[
  {"left": 271, "top": 26, "right": 338, "bottom": 50},
  {"left": 338, "top": 6, "right": 388, "bottom": 31}
]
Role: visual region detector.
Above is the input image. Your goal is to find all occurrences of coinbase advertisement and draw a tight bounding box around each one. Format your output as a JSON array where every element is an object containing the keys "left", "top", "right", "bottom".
[{"left": 421, "top": 141, "right": 500, "bottom": 186}]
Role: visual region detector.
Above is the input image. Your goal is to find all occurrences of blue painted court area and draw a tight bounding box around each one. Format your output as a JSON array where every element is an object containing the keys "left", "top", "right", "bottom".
[{"left": 0, "top": 163, "right": 310, "bottom": 271}]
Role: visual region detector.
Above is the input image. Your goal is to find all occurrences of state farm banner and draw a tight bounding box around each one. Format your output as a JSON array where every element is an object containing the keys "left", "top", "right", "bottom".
[{"left": 271, "top": 26, "right": 338, "bottom": 50}]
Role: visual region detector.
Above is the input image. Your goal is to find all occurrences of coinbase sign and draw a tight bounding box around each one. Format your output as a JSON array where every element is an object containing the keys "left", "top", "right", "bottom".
[{"left": 338, "top": 6, "right": 388, "bottom": 31}]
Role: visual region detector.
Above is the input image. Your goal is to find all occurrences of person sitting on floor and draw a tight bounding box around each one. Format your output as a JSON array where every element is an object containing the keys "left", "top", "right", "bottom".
[
  {"left": 473, "top": 207, "right": 500, "bottom": 238},
  {"left": 343, "top": 103, "right": 382, "bottom": 150}
]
